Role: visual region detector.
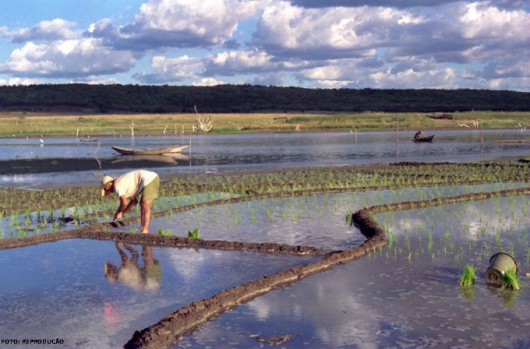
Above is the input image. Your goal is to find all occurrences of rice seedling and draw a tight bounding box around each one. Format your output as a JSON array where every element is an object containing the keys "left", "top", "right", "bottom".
[
  {"left": 427, "top": 231, "right": 434, "bottom": 251},
  {"left": 496, "top": 230, "right": 502, "bottom": 249},
  {"left": 386, "top": 227, "right": 395, "bottom": 249},
  {"left": 188, "top": 228, "right": 200, "bottom": 239},
  {"left": 345, "top": 213, "right": 353, "bottom": 225},
  {"left": 157, "top": 228, "right": 171, "bottom": 236},
  {"left": 459, "top": 265, "right": 476, "bottom": 286},
  {"left": 455, "top": 247, "right": 465, "bottom": 262},
  {"left": 501, "top": 268, "right": 519, "bottom": 290}
]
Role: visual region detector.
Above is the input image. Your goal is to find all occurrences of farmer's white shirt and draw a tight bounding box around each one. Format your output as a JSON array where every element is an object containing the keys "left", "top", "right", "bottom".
[{"left": 113, "top": 170, "right": 158, "bottom": 199}]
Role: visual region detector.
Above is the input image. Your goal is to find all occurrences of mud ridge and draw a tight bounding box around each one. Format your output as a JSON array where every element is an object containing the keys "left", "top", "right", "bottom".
[
  {"left": 365, "top": 187, "right": 530, "bottom": 215},
  {"left": 0, "top": 225, "right": 332, "bottom": 256}
]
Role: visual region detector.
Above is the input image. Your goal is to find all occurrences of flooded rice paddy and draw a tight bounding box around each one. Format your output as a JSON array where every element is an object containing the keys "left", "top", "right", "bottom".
[
  {"left": 0, "top": 239, "right": 316, "bottom": 348},
  {"left": 1, "top": 184, "right": 529, "bottom": 348},
  {"left": 175, "top": 194, "right": 530, "bottom": 349},
  {"left": 0, "top": 131, "right": 529, "bottom": 348},
  {"left": 148, "top": 183, "right": 527, "bottom": 250}
]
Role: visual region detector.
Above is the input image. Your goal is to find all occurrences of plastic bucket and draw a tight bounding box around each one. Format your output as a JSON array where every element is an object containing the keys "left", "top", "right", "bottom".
[{"left": 486, "top": 252, "right": 518, "bottom": 286}]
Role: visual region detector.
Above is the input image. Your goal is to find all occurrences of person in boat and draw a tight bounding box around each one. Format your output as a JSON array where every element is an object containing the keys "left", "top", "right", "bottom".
[
  {"left": 101, "top": 169, "right": 159, "bottom": 234},
  {"left": 414, "top": 130, "right": 425, "bottom": 140}
]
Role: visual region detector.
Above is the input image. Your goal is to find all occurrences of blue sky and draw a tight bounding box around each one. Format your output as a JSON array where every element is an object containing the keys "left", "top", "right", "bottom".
[{"left": 0, "top": 0, "right": 529, "bottom": 90}]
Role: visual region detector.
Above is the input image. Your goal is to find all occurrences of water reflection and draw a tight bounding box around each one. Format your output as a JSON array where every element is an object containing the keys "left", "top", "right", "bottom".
[
  {"left": 459, "top": 285, "right": 475, "bottom": 301},
  {"left": 180, "top": 243, "right": 530, "bottom": 349},
  {"left": 487, "top": 286, "right": 519, "bottom": 309},
  {"left": 0, "top": 239, "right": 316, "bottom": 348},
  {"left": 104, "top": 242, "right": 162, "bottom": 290},
  {"left": 175, "top": 194, "right": 530, "bottom": 348}
]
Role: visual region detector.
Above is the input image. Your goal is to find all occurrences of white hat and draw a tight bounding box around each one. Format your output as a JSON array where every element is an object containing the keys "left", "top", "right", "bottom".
[{"left": 101, "top": 175, "right": 114, "bottom": 196}]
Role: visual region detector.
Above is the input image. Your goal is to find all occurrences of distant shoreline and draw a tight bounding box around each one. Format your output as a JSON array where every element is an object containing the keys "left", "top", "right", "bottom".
[{"left": 1, "top": 110, "right": 528, "bottom": 138}]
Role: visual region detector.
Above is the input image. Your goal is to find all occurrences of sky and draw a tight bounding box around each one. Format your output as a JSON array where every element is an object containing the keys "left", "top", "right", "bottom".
[{"left": 0, "top": 0, "right": 529, "bottom": 90}]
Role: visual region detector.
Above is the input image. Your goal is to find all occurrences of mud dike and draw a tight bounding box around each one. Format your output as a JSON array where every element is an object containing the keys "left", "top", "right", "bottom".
[{"left": 1, "top": 187, "right": 528, "bottom": 349}]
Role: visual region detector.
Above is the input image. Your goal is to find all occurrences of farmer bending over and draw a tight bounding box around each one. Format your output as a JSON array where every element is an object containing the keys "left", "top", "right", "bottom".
[{"left": 101, "top": 169, "right": 159, "bottom": 234}]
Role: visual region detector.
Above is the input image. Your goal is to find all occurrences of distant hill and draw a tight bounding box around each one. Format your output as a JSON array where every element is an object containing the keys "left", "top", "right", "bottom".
[{"left": 1, "top": 84, "right": 529, "bottom": 114}]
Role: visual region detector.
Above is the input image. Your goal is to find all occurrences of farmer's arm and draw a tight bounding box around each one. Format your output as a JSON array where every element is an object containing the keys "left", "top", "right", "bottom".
[{"left": 114, "top": 195, "right": 137, "bottom": 220}]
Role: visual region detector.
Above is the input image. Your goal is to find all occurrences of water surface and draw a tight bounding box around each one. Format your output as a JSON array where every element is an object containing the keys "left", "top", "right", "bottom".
[
  {"left": 0, "top": 239, "right": 315, "bottom": 348},
  {"left": 176, "top": 195, "right": 530, "bottom": 348},
  {"left": 1, "top": 129, "right": 528, "bottom": 188}
]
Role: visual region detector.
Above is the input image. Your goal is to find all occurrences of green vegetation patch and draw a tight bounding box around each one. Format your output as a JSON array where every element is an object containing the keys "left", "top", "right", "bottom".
[
  {"left": 1, "top": 162, "right": 528, "bottom": 221},
  {"left": 1, "top": 110, "right": 529, "bottom": 137},
  {"left": 460, "top": 264, "right": 476, "bottom": 286}
]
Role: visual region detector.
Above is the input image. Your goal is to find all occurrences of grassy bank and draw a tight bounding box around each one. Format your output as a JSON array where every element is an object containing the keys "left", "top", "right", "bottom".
[{"left": 0, "top": 111, "right": 528, "bottom": 137}]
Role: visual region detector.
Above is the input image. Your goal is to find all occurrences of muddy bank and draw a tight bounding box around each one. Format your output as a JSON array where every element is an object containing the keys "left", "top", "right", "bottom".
[
  {"left": 0, "top": 224, "right": 331, "bottom": 256},
  {"left": 365, "top": 187, "right": 530, "bottom": 214}
]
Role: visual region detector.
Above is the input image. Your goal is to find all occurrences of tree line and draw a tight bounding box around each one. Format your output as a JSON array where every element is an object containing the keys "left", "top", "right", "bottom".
[{"left": 0, "top": 84, "right": 529, "bottom": 114}]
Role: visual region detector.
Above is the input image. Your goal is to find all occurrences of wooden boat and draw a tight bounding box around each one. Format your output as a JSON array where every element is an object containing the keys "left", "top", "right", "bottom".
[
  {"left": 413, "top": 135, "right": 435, "bottom": 143},
  {"left": 111, "top": 144, "right": 189, "bottom": 155},
  {"left": 111, "top": 153, "right": 189, "bottom": 164}
]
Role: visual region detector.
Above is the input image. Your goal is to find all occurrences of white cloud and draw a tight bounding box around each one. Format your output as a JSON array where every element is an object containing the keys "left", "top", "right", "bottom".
[
  {"left": 254, "top": 2, "right": 423, "bottom": 59},
  {"left": 213, "top": 50, "right": 271, "bottom": 68},
  {"left": 152, "top": 55, "right": 204, "bottom": 77},
  {"left": 0, "top": 26, "right": 9, "bottom": 37},
  {"left": 385, "top": 2, "right": 530, "bottom": 64},
  {"left": 460, "top": 1, "right": 530, "bottom": 39},
  {"left": 290, "top": 0, "right": 459, "bottom": 8},
  {"left": 301, "top": 63, "right": 345, "bottom": 81},
  {"left": 250, "top": 72, "right": 289, "bottom": 86},
  {"left": 0, "top": 77, "right": 42, "bottom": 86},
  {"left": 483, "top": 57, "right": 530, "bottom": 79},
  {"left": 71, "top": 76, "right": 122, "bottom": 85},
  {"left": 136, "top": 49, "right": 295, "bottom": 84},
  {"left": 314, "top": 79, "right": 351, "bottom": 88},
  {"left": 458, "top": 3, "right": 530, "bottom": 59},
  {"left": 290, "top": 0, "right": 529, "bottom": 10},
  {"left": 0, "top": 0, "right": 528, "bottom": 90},
  {"left": 11, "top": 19, "right": 79, "bottom": 43},
  {"left": 486, "top": 76, "right": 530, "bottom": 91},
  {"left": 296, "top": 55, "right": 464, "bottom": 89},
  {"left": 370, "top": 66, "right": 458, "bottom": 89},
  {"left": 463, "top": 3, "right": 530, "bottom": 39},
  {"left": 115, "top": 0, "right": 266, "bottom": 49},
  {"left": 0, "top": 39, "right": 136, "bottom": 77},
  {"left": 192, "top": 77, "right": 225, "bottom": 86},
  {"left": 208, "top": 49, "right": 277, "bottom": 75},
  {"left": 134, "top": 55, "right": 205, "bottom": 83}
]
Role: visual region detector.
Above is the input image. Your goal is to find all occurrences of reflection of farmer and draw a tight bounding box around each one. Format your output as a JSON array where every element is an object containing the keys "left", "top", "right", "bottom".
[
  {"left": 101, "top": 169, "right": 159, "bottom": 234},
  {"left": 104, "top": 242, "right": 162, "bottom": 290},
  {"left": 414, "top": 130, "right": 425, "bottom": 140},
  {"left": 103, "top": 301, "right": 119, "bottom": 325}
]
